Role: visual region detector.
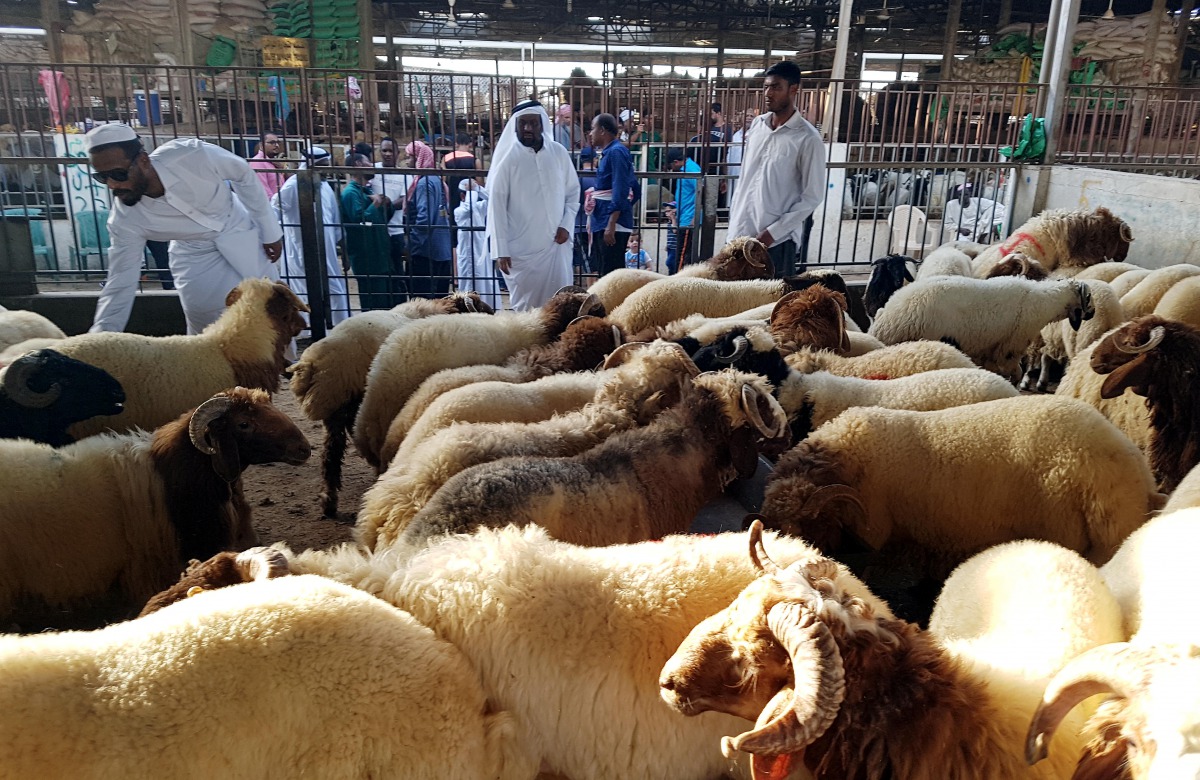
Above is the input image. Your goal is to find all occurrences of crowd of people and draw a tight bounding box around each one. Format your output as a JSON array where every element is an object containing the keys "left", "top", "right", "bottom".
[{"left": 81, "top": 60, "right": 829, "bottom": 332}]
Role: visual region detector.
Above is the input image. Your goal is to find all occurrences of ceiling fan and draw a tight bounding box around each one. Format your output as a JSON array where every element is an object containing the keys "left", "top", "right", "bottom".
[{"left": 864, "top": 0, "right": 895, "bottom": 21}]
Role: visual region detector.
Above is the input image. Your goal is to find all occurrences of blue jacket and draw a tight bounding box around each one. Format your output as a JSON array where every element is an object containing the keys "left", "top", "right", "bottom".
[
  {"left": 590, "top": 139, "right": 635, "bottom": 233},
  {"left": 675, "top": 158, "right": 701, "bottom": 229},
  {"left": 405, "top": 175, "right": 452, "bottom": 261}
]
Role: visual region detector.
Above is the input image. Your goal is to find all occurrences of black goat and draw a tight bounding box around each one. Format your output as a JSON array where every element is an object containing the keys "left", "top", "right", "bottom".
[{"left": 0, "top": 349, "right": 125, "bottom": 446}]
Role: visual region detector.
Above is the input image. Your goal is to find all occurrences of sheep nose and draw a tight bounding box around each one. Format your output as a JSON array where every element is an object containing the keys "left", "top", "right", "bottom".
[
  {"left": 660, "top": 674, "right": 677, "bottom": 692},
  {"left": 289, "top": 440, "right": 313, "bottom": 463}
]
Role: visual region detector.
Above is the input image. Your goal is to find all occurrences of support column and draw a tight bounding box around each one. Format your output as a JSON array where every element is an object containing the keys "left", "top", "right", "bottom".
[
  {"left": 357, "top": 0, "right": 379, "bottom": 142},
  {"left": 999, "top": 0, "right": 1013, "bottom": 29},
  {"left": 386, "top": 16, "right": 400, "bottom": 135},
  {"left": 1041, "top": 0, "right": 1083, "bottom": 161},
  {"left": 1173, "top": 0, "right": 1195, "bottom": 83},
  {"left": 825, "top": 0, "right": 853, "bottom": 144},
  {"left": 172, "top": 0, "right": 198, "bottom": 126},
  {"left": 1140, "top": 0, "right": 1168, "bottom": 83},
  {"left": 41, "top": 0, "right": 62, "bottom": 63},
  {"left": 941, "top": 0, "right": 963, "bottom": 80}
]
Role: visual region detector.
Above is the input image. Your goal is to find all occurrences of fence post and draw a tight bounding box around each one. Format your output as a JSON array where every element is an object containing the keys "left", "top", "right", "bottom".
[
  {"left": 1041, "top": 0, "right": 1083, "bottom": 163},
  {"left": 296, "top": 168, "right": 328, "bottom": 340},
  {"left": 0, "top": 218, "right": 38, "bottom": 296},
  {"left": 698, "top": 175, "right": 718, "bottom": 260}
]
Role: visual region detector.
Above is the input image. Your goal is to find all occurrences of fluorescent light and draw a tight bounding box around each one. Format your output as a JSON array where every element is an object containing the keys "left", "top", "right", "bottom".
[
  {"left": 0, "top": 26, "right": 46, "bottom": 35},
  {"left": 372, "top": 35, "right": 769, "bottom": 56},
  {"left": 586, "top": 15, "right": 601, "bottom": 20}
]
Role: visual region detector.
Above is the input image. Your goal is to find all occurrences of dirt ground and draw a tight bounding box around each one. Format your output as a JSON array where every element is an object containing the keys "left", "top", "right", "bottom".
[{"left": 241, "top": 375, "right": 369, "bottom": 553}]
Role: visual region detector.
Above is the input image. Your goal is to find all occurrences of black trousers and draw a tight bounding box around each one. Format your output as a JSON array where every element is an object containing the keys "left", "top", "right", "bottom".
[
  {"left": 595, "top": 231, "right": 630, "bottom": 277},
  {"left": 768, "top": 215, "right": 814, "bottom": 277}
]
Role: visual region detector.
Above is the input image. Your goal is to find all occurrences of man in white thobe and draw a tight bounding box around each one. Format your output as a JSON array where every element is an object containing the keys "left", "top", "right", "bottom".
[
  {"left": 272, "top": 146, "right": 350, "bottom": 332},
  {"left": 84, "top": 123, "right": 283, "bottom": 334},
  {"left": 942, "top": 183, "right": 1007, "bottom": 243},
  {"left": 455, "top": 178, "right": 500, "bottom": 311},
  {"left": 727, "top": 61, "right": 826, "bottom": 277},
  {"left": 487, "top": 100, "right": 580, "bottom": 311}
]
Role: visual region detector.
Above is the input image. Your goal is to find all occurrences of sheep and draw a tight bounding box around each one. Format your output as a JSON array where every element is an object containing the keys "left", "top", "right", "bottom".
[
  {"left": 1020, "top": 279, "right": 1124, "bottom": 393},
  {"left": 609, "top": 274, "right": 840, "bottom": 335},
  {"left": 1055, "top": 332, "right": 1153, "bottom": 454},
  {"left": 0, "top": 349, "right": 125, "bottom": 446},
  {"left": 288, "top": 294, "right": 493, "bottom": 517},
  {"left": 983, "top": 252, "right": 1049, "bottom": 281},
  {"left": 768, "top": 287, "right": 851, "bottom": 356},
  {"left": 352, "top": 290, "right": 601, "bottom": 471},
  {"left": 0, "top": 387, "right": 311, "bottom": 629},
  {"left": 864, "top": 254, "right": 919, "bottom": 319},
  {"left": 1119, "top": 263, "right": 1200, "bottom": 318},
  {"left": 760, "top": 395, "right": 1161, "bottom": 581},
  {"left": 970, "top": 206, "right": 1133, "bottom": 277},
  {"left": 0, "top": 308, "right": 65, "bottom": 353},
  {"left": 779, "top": 367, "right": 1019, "bottom": 440},
  {"left": 868, "top": 275, "right": 1095, "bottom": 381},
  {"left": 0, "top": 574, "right": 528, "bottom": 780},
  {"left": 785, "top": 338, "right": 977, "bottom": 378},
  {"left": 916, "top": 244, "right": 974, "bottom": 280},
  {"left": 1153, "top": 274, "right": 1200, "bottom": 331},
  {"left": 358, "top": 340, "right": 702, "bottom": 549},
  {"left": 1164, "top": 463, "right": 1200, "bottom": 512},
  {"left": 48, "top": 278, "right": 308, "bottom": 440},
  {"left": 141, "top": 523, "right": 893, "bottom": 780},
  {"left": 378, "top": 315, "right": 624, "bottom": 466},
  {"left": 1109, "top": 267, "right": 1153, "bottom": 297},
  {"left": 659, "top": 521, "right": 1121, "bottom": 780},
  {"left": 1069, "top": 260, "right": 1142, "bottom": 283},
  {"left": 0, "top": 336, "right": 63, "bottom": 367},
  {"left": 1086, "top": 315, "right": 1200, "bottom": 492},
  {"left": 398, "top": 369, "right": 791, "bottom": 549}
]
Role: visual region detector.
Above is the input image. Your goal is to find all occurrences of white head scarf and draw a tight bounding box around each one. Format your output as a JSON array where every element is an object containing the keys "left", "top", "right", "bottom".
[{"left": 489, "top": 100, "right": 556, "bottom": 175}]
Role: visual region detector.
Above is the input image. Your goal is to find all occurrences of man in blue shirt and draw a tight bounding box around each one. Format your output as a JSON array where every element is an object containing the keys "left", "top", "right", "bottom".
[
  {"left": 665, "top": 147, "right": 701, "bottom": 273},
  {"left": 588, "top": 113, "right": 637, "bottom": 277}
]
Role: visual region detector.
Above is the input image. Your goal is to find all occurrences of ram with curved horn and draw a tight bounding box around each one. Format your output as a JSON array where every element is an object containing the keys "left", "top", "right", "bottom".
[
  {"left": 660, "top": 520, "right": 1120, "bottom": 780},
  {"left": 969, "top": 206, "right": 1133, "bottom": 278},
  {"left": 395, "top": 370, "right": 792, "bottom": 549},
  {"left": 1087, "top": 315, "right": 1200, "bottom": 492},
  {"left": 0, "top": 349, "right": 126, "bottom": 447}
]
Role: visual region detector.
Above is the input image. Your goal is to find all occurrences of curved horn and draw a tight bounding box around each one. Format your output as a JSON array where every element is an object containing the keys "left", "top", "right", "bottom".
[
  {"left": 567, "top": 314, "right": 598, "bottom": 328},
  {"left": 666, "top": 343, "right": 702, "bottom": 377},
  {"left": 188, "top": 396, "right": 234, "bottom": 455},
  {"left": 611, "top": 325, "right": 623, "bottom": 346},
  {"left": 745, "top": 240, "right": 766, "bottom": 268},
  {"left": 715, "top": 335, "right": 751, "bottom": 365},
  {"left": 747, "top": 516, "right": 781, "bottom": 575},
  {"left": 601, "top": 341, "right": 646, "bottom": 369},
  {"left": 802, "top": 484, "right": 875, "bottom": 548},
  {"left": 1119, "top": 222, "right": 1134, "bottom": 243},
  {"left": 463, "top": 295, "right": 478, "bottom": 312},
  {"left": 554, "top": 284, "right": 588, "bottom": 296},
  {"left": 1026, "top": 642, "right": 1164, "bottom": 765},
  {"left": 2, "top": 353, "right": 61, "bottom": 409},
  {"left": 577, "top": 292, "right": 603, "bottom": 318},
  {"left": 234, "top": 547, "right": 291, "bottom": 581},
  {"left": 749, "top": 386, "right": 790, "bottom": 439},
  {"left": 1114, "top": 324, "right": 1166, "bottom": 355},
  {"left": 741, "top": 383, "right": 779, "bottom": 439},
  {"left": 721, "top": 601, "right": 845, "bottom": 758}
]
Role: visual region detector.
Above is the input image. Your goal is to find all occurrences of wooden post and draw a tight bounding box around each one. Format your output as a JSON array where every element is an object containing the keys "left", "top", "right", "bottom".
[
  {"left": 998, "top": 0, "right": 1013, "bottom": 29},
  {"left": 1141, "top": 0, "right": 1168, "bottom": 83},
  {"left": 172, "top": 0, "right": 198, "bottom": 127},
  {"left": 941, "top": 0, "right": 963, "bottom": 80},
  {"left": 41, "top": 0, "right": 62, "bottom": 63},
  {"left": 1173, "top": 0, "right": 1195, "bottom": 83}
]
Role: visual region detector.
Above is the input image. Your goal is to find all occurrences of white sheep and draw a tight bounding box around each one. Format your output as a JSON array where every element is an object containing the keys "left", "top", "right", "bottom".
[
  {"left": 1055, "top": 331, "right": 1152, "bottom": 453},
  {"left": 1067, "top": 260, "right": 1141, "bottom": 283},
  {"left": 0, "top": 309, "right": 65, "bottom": 353},
  {"left": 659, "top": 523, "right": 1122, "bottom": 780},
  {"left": 1153, "top": 274, "right": 1200, "bottom": 330},
  {"left": 970, "top": 206, "right": 1133, "bottom": 277},
  {"left": 1119, "top": 263, "right": 1200, "bottom": 317},
  {"left": 762, "top": 395, "right": 1162, "bottom": 574},
  {"left": 0, "top": 574, "right": 528, "bottom": 780},
  {"left": 1021, "top": 279, "right": 1124, "bottom": 393},
  {"left": 778, "top": 366, "right": 1019, "bottom": 439},
  {"left": 609, "top": 277, "right": 816, "bottom": 334},
  {"left": 353, "top": 291, "right": 600, "bottom": 470},
  {"left": 1108, "top": 268, "right": 1153, "bottom": 297},
  {"left": 589, "top": 268, "right": 664, "bottom": 310},
  {"left": 0, "top": 387, "right": 311, "bottom": 628},
  {"left": 868, "top": 275, "right": 1094, "bottom": 380},
  {"left": 1164, "top": 463, "right": 1200, "bottom": 513},
  {"left": 785, "top": 339, "right": 977, "bottom": 378},
  {"left": 358, "top": 341, "right": 701, "bottom": 549},
  {"left": 48, "top": 278, "right": 308, "bottom": 440},
  {"left": 916, "top": 244, "right": 973, "bottom": 279},
  {"left": 0, "top": 336, "right": 64, "bottom": 367},
  {"left": 148, "top": 524, "right": 893, "bottom": 780}
]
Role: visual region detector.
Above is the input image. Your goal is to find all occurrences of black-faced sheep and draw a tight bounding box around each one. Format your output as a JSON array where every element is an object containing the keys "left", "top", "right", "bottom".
[
  {"left": 0, "top": 387, "right": 311, "bottom": 629},
  {"left": 139, "top": 524, "right": 892, "bottom": 780},
  {"left": 353, "top": 290, "right": 602, "bottom": 471},
  {"left": 49, "top": 278, "right": 309, "bottom": 440},
  {"left": 359, "top": 341, "right": 699, "bottom": 549},
  {"left": 868, "top": 275, "right": 1095, "bottom": 381},
  {"left": 0, "top": 308, "right": 65, "bottom": 353},
  {"left": 864, "top": 254, "right": 919, "bottom": 319},
  {"left": 0, "top": 349, "right": 125, "bottom": 446},
  {"left": 0, "top": 574, "right": 528, "bottom": 780},
  {"left": 399, "top": 370, "right": 791, "bottom": 548},
  {"left": 379, "top": 315, "right": 625, "bottom": 466},
  {"left": 1088, "top": 316, "right": 1200, "bottom": 492},
  {"left": 288, "top": 293, "right": 493, "bottom": 517},
  {"left": 659, "top": 521, "right": 1122, "bottom": 780},
  {"left": 971, "top": 206, "right": 1133, "bottom": 277},
  {"left": 760, "top": 395, "right": 1160, "bottom": 578}
]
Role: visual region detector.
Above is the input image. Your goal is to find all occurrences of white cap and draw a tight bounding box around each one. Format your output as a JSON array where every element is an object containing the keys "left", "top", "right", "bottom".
[
  {"left": 619, "top": 109, "right": 632, "bottom": 122},
  {"left": 458, "top": 178, "right": 471, "bottom": 192},
  {"left": 303, "top": 146, "right": 330, "bottom": 162},
  {"left": 82, "top": 123, "right": 139, "bottom": 153}
]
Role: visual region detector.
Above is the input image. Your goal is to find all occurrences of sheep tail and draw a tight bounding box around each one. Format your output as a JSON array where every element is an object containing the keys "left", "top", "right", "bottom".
[{"left": 320, "top": 399, "right": 359, "bottom": 519}]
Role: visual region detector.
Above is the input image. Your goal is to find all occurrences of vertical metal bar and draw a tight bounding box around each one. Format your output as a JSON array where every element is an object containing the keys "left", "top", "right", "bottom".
[{"left": 296, "top": 168, "right": 327, "bottom": 340}]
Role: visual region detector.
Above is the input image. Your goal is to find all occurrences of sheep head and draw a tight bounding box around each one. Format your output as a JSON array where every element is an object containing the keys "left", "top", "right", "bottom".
[
  {"left": 1067, "top": 206, "right": 1133, "bottom": 266},
  {"left": 693, "top": 371, "right": 791, "bottom": 476},
  {"left": 540, "top": 290, "right": 605, "bottom": 338},
  {"left": 225, "top": 279, "right": 310, "bottom": 341},
  {"left": 985, "top": 252, "right": 1049, "bottom": 281},
  {"left": 783, "top": 270, "right": 849, "bottom": 300},
  {"left": 447, "top": 291, "right": 496, "bottom": 315},
  {"left": 690, "top": 327, "right": 792, "bottom": 389},
  {"left": 864, "top": 254, "right": 916, "bottom": 318},
  {"left": 3, "top": 348, "right": 124, "bottom": 416},
  {"left": 770, "top": 288, "right": 851, "bottom": 356},
  {"left": 598, "top": 340, "right": 699, "bottom": 423},
  {"left": 660, "top": 519, "right": 889, "bottom": 780},
  {"left": 186, "top": 387, "right": 312, "bottom": 482},
  {"left": 1090, "top": 315, "right": 1181, "bottom": 400},
  {"left": 760, "top": 441, "right": 877, "bottom": 554},
  {"left": 705, "top": 236, "right": 774, "bottom": 280},
  {"left": 1026, "top": 642, "right": 1200, "bottom": 780},
  {"left": 1066, "top": 280, "right": 1096, "bottom": 331}
]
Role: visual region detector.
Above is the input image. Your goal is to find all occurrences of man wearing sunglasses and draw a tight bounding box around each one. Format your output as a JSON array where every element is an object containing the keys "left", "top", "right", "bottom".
[{"left": 83, "top": 123, "right": 284, "bottom": 334}]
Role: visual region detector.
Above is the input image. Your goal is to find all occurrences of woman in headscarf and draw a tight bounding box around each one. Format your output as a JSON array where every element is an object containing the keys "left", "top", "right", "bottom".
[{"left": 403, "top": 140, "right": 453, "bottom": 298}]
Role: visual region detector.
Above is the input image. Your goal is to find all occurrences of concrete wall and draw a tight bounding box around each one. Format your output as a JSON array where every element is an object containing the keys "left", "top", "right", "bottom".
[
  {"left": 1013, "top": 165, "right": 1200, "bottom": 269},
  {"left": 0, "top": 292, "right": 186, "bottom": 336}
]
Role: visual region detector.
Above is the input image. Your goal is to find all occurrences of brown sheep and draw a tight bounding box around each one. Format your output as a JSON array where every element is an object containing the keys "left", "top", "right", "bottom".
[
  {"left": 769, "top": 287, "right": 851, "bottom": 356},
  {"left": 984, "top": 252, "right": 1050, "bottom": 281},
  {"left": 972, "top": 207, "right": 1133, "bottom": 277},
  {"left": 139, "top": 546, "right": 290, "bottom": 617}
]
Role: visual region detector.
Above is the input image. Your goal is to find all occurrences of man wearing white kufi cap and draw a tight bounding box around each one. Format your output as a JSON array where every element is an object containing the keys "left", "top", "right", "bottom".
[
  {"left": 486, "top": 99, "right": 580, "bottom": 311},
  {"left": 83, "top": 124, "right": 284, "bottom": 334}
]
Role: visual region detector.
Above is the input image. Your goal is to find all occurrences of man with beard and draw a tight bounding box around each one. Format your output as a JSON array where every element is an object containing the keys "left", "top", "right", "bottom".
[
  {"left": 84, "top": 124, "right": 283, "bottom": 334},
  {"left": 727, "top": 60, "right": 825, "bottom": 276},
  {"left": 486, "top": 100, "right": 580, "bottom": 310}
]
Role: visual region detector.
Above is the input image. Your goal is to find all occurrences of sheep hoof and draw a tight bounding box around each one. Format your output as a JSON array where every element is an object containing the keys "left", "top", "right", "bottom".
[{"left": 320, "top": 491, "right": 338, "bottom": 519}]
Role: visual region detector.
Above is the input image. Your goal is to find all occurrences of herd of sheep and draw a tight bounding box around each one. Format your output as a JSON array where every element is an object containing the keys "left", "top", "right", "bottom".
[{"left": 1, "top": 206, "right": 1199, "bottom": 779}]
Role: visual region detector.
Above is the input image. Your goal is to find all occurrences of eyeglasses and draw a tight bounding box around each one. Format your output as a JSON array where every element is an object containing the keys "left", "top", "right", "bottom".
[{"left": 90, "top": 152, "right": 142, "bottom": 184}]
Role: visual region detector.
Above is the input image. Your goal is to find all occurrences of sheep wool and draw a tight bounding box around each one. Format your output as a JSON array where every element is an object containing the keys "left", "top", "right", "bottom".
[
  {"left": 785, "top": 339, "right": 976, "bottom": 379},
  {"left": 1164, "top": 463, "right": 1200, "bottom": 513},
  {"left": 0, "top": 575, "right": 527, "bottom": 780},
  {"left": 1153, "top": 274, "right": 1200, "bottom": 331},
  {"left": 0, "top": 309, "right": 65, "bottom": 354},
  {"left": 1056, "top": 334, "right": 1153, "bottom": 453},
  {"left": 1119, "top": 263, "right": 1200, "bottom": 318},
  {"left": 609, "top": 278, "right": 799, "bottom": 334},
  {"left": 1069, "top": 261, "right": 1142, "bottom": 283},
  {"left": 1108, "top": 268, "right": 1153, "bottom": 298}
]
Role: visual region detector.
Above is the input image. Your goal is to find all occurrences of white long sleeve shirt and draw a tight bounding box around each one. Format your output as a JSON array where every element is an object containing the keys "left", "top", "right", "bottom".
[
  {"left": 487, "top": 141, "right": 579, "bottom": 260},
  {"left": 93, "top": 138, "right": 283, "bottom": 332},
  {"left": 726, "top": 110, "right": 827, "bottom": 247}
]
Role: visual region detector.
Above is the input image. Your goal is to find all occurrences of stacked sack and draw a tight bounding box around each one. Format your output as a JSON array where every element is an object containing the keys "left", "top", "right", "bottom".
[
  {"left": 270, "top": 0, "right": 312, "bottom": 38},
  {"left": 1073, "top": 12, "right": 1179, "bottom": 84},
  {"left": 311, "top": 0, "right": 360, "bottom": 69},
  {"left": 218, "top": 0, "right": 271, "bottom": 33}
]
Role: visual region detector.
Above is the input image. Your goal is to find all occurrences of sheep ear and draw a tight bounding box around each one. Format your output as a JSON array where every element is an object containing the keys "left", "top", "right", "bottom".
[
  {"left": 1070, "top": 735, "right": 1134, "bottom": 780},
  {"left": 729, "top": 426, "right": 761, "bottom": 480},
  {"left": 1099, "top": 355, "right": 1152, "bottom": 400},
  {"left": 206, "top": 419, "right": 243, "bottom": 483}
]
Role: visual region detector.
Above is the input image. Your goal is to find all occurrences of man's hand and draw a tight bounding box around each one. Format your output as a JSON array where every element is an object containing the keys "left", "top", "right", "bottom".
[
  {"left": 497, "top": 256, "right": 512, "bottom": 274},
  {"left": 755, "top": 229, "right": 774, "bottom": 248},
  {"left": 604, "top": 226, "right": 617, "bottom": 246},
  {"left": 263, "top": 239, "right": 283, "bottom": 262},
  {"left": 371, "top": 194, "right": 388, "bottom": 208},
  {"left": 554, "top": 227, "right": 570, "bottom": 245}
]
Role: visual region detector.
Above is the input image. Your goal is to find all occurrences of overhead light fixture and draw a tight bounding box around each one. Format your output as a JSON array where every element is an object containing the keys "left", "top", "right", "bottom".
[
  {"left": 501, "top": 0, "right": 516, "bottom": 8},
  {"left": 876, "top": 0, "right": 891, "bottom": 20},
  {"left": 446, "top": 13, "right": 457, "bottom": 26},
  {"left": 1102, "top": 0, "right": 1115, "bottom": 18},
  {"left": 692, "top": 38, "right": 714, "bottom": 45}
]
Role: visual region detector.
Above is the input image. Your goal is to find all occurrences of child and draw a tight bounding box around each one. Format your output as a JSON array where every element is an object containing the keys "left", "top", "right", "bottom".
[{"left": 624, "top": 232, "right": 653, "bottom": 270}]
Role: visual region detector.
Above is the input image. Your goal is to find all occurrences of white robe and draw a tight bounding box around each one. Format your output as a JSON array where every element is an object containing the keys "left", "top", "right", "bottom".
[
  {"left": 454, "top": 188, "right": 500, "bottom": 311},
  {"left": 487, "top": 141, "right": 580, "bottom": 311},
  {"left": 273, "top": 175, "right": 350, "bottom": 331}
]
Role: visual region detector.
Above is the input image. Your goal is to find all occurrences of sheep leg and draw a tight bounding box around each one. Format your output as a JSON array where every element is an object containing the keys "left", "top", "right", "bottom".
[{"left": 320, "top": 399, "right": 359, "bottom": 518}]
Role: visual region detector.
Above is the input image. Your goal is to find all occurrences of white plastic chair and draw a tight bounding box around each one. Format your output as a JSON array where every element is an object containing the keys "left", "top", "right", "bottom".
[{"left": 888, "top": 205, "right": 938, "bottom": 259}]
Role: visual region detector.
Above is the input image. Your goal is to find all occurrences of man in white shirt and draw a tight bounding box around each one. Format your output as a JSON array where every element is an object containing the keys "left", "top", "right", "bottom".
[
  {"left": 725, "top": 108, "right": 757, "bottom": 207},
  {"left": 487, "top": 100, "right": 580, "bottom": 311},
  {"left": 727, "top": 60, "right": 826, "bottom": 276},
  {"left": 370, "top": 136, "right": 411, "bottom": 297},
  {"left": 84, "top": 124, "right": 283, "bottom": 334},
  {"left": 942, "top": 182, "right": 1007, "bottom": 243}
]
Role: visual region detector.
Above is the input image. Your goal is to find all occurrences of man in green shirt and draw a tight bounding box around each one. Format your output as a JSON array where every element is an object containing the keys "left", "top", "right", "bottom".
[{"left": 341, "top": 152, "right": 399, "bottom": 310}]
